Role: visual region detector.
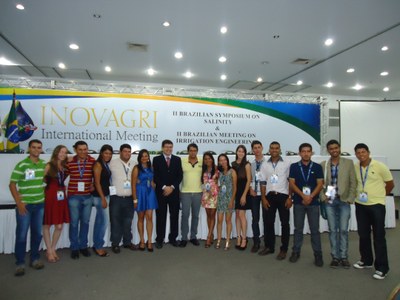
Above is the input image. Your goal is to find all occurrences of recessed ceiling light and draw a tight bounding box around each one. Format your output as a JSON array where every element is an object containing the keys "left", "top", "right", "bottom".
[
  {"left": 147, "top": 68, "right": 156, "bottom": 76},
  {"left": 296, "top": 80, "right": 303, "bottom": 85},
  {"left": 183, "top": 71, "right": 193, "bottom": 78},
  {"left": 69, "top": 43, "right": 79, "bottom": 50},
  {"left": 257, "top": 77, "right": 263, "bottom": 82},
  {"left": 0, "top": 56, "right": 17, "bottom": 66},
  {"left": 174, "top": 52, "right": 183, "bottom": 59},
  {"left": 163, "top": 21, "right": 170, "bottom": 27},
  {"left": 324, "top": 38, "right": 333, "bottom": 46},
  {"left": 220, "top": 26, "right": 227, "bottom": 34},
  {"left": 383, "top": 87, "right": 390, "bottom": 92},
  {"left": 93, "top": 14, "right": 101, "bottom": 19},
  {"left": 16, "top": 4, "right": 24, "bottom": 10},
  {"left": 218, "top": 56, "right": 227, "bottom": 63},
  {"left": 58, "top": 63, "right": 66, "bottom": 69},
  {"left": 346, "top": 68, "right": 355, "bottom": 73},
  {"left": 352, "top": 84, "right": 363, "bottom": 90},
  {"left": 105, "top": 66, "right": 111, "bottom": 72},
  {"left": 325, "top": 82, "right": 334, "bottom": 88},
  {"left": 381, "top": 46, "right": 389, "bottom": 51},
  {"left": 220, "top": 74, "right": 227, "bottom": 80},
  {"left": 380, "top": 71, "right": 389, "bottom": 76}
]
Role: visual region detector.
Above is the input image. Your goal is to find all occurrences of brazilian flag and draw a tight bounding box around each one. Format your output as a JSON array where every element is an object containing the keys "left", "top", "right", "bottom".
[{"left": 5, "top": 92, "right": 20, "bottom": 153}]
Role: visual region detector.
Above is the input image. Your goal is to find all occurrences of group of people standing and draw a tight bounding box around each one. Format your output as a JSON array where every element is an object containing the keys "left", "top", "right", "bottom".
[{"left": 9, "top": 138, "right": 394, "bottom": 281}]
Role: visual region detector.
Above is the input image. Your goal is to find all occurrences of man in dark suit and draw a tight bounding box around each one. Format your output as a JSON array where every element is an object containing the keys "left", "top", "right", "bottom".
[{"left": 153, "top": 139, "right": 183, "bottom": 248}]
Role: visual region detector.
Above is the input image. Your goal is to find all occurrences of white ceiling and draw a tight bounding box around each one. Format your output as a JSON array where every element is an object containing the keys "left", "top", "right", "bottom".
[{"left": 0, "top": 0, "right": 399, "bottom": 99}]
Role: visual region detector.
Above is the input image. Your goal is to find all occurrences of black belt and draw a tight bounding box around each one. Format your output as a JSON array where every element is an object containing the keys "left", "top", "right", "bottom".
[{"left": 268, "top": 191, "right": 288, "bottom": 197}]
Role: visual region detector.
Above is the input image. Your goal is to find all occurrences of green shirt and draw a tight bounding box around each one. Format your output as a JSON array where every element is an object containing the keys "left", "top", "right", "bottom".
[
  {"left": 10, "top": 156, "right": 46, "bottom": 204},
  {"left": 181, "top": 157, "right": 203, "bottom": 193},
  {"left": 355, "top": 159, "right": 393, "bottom": 206}
]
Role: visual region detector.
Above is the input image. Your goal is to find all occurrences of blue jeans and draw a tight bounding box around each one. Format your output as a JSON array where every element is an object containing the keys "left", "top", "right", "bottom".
[
  {"left": 68, "top": 195, "right": 93, "bottom": 250},
  {"left": 292, "top": 204, "right": 322, "bottom": 255},
  {"left": 92, "top": 195, "right": 110, "bottom": 250},
  {"left": 15, "top": 203, "right": 44, "bottom": 266},
  {"left": 326, "top": 199, "right": 350, "bottom": 259},
  {"left": 180, "top": 192, "right": 201, "bottom": 241}
]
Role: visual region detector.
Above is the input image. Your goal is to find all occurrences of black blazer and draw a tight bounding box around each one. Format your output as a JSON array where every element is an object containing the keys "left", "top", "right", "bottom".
[{"left": 153, "top": 154, "right": 183, "bottom": 197}]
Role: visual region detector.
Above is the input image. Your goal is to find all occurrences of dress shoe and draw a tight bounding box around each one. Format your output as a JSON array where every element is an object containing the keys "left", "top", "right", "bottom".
[
  {"left": 289, "top": 252, "right": 300, "bottom": 263},
  {"left": 258, "top": 247, "right": 274, "bottom": 256},
  {"left": 123, "top": 243, "right": 138, "bottom": 251},
  {"left": 155, "top": 242, "right": 163, "bottom": 249},
  {"left": 276, "top": 250, "right": 287, "bottom": 260},
  {"left": 190, "top": 239, "right": 200, "bottom": 246},
  {"left": 179, "top": 240, "right": 187, "bottom": 248},
  {"left": 314, "top": 254, "right": 324, "bottom": 267},
  {"left": 170, "top": 240, "right": 179, "bottom": 247},
  {"left": 71, "top": 250, "right": 79, "bottom": 259},
  {"left": 80, "top": 248, "right": 91, "bottom": 257},
  {"left": 251, "top": 243, "right": 260, "bottom": 253},
  {"left": 111, "top": 245, "right": 121, "bottom": 254}
]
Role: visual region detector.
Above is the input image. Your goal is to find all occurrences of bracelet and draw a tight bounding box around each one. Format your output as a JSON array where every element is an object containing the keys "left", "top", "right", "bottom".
[{"left": 133, "top": 199, "right": 138, "bottom": 204}]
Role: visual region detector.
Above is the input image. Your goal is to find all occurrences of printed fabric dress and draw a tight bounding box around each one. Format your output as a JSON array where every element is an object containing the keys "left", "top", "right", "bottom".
[
  {"left": 217, "top": 169, "right": 234, "bottom": 213},
  {"left": 232, "top": 161, "right": 251, "bottom": 210},
  {"left": 136, "top": 167, "right": 158, "bottom": 212},
  {"left": 201, "top": 171, "right": 219, "bottom": 209},
  {"left": 43, "top": 171, "right": 70, "bottom": 225}
]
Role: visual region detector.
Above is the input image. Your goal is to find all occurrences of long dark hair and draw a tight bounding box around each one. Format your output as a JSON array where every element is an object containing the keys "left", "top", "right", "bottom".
[
  {"left": 235, "top": 144, "right": 248, "bottom": 168},
  {"left": 217, "top": 153, "right": 231, "bottom": 172},
  {"left": 201, "top": 152, "right": 216, "bottom": 183},
  {"left": 137, "top": 149, "right": 151, "bottom": 172},
  {"left": 97, "top": 144, "right": 113, "bottom": 163},
  {"left": 47, "top": 145, "right": 68, "bottom": 178}
]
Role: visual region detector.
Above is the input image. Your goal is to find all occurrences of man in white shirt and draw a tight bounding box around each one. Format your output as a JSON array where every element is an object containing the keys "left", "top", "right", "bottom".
[{"left": 109, "top": 144, "right": 137, "bottom": 253}]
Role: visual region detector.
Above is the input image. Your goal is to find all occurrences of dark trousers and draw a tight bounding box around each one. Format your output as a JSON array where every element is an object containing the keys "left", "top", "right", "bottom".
[
  {"left": 250, "top": 196, "right": 261, "bottom": 244},
  {"left": 355, "top": 203, "right": 389, "bottom": 273},
  {"left": 156, "top": 194, "right": 180, "bottom": 243},
  {"left": 263, "top": 192, "right": 290, "bottom": 252},
  {"left": 109, "top": 196, "right": 134, "bottom": 246}
]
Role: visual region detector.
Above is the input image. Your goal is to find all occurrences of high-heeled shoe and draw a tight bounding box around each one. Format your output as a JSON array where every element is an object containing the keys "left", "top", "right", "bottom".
[
  {"left": 139, "top": 242, "right": 146, "bottom": 251},
  {"left": 215, "top": 240, "right": 221, "bottom": 249},
  {"left": 147, "top": 241, "right": 153, "bottom": 252},
  {"left": 239, "top": 237, "right": 248, "bottom": 251},
  {"left": 235, "top": 236, "right": 242, "bottom": 250},
  {"left": 205, "top": 237, "right": 212, "bottom": 248},
  {"left": 224, "top": 240, "right": 230, "bottom": 251}
]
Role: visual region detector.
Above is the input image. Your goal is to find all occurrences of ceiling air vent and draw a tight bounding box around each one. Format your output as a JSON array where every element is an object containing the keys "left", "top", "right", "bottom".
[
  {"left": 291, "top": 58, "right": 311, "bottom": 65},
  {"left": 127, "top": 42, "right": 148, "bottom": 52}
]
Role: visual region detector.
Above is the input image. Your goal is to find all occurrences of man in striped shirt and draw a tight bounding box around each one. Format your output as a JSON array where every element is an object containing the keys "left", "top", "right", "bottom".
[
  {"left": 9, "top": 139, "right": 46, "bottom": 276},
  {"left": 67, "top": 140, "right": 96, "bottom": 259}
]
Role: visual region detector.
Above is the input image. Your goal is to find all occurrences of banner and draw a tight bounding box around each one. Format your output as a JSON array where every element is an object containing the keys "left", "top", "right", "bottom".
[{"left": 0, "top": 88, "right": 321, "bottom": 154}]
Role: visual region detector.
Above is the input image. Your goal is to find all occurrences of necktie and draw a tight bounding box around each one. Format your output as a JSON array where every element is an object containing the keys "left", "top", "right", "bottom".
[{"left": 166, "top": 156, "right": 171, "bottom": 167}]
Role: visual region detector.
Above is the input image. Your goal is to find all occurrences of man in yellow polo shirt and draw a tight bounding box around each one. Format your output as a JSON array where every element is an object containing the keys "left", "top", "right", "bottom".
[
  {"left": 353, "top": 143, "right": 394, "bottom": 280},
  {"left": 179, "top": 143, "right": 203, "bottom": 247}
]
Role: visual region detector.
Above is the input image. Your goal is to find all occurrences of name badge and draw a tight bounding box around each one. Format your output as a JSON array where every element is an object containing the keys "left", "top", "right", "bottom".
[
  {"left": 205, "top": 182, "right": 211, "bottom": 191},
  {"left": 78, "top": 182, "right": 85, "bottom": 192},
  {"left": 359, "top": 192, "right": 368, "bottom": 203},
  {"left": 270, "top": 174, "right": 279, "bottom": 184},
  {"left": 255, "top": 171, "right": 261, "bottom": 181},
  {"left": 109, "top": 186, "right": 117, "bottom": 195},
  {"left": 25, "top": 169, "right": 36, "bottom": 180},
  {"left": 221, "top": 185, "right": 227, "bottom": 194},
  {"left": 57, "top": 190, "right": 65, "bottom": 201},
  {"left": 325, "top": 185, "right": 336, "bottom": 200},
  {"left": 123, "top": 180, "right": 131, "bottom": 189},
  {"left": 302, "top": 186, "right": 311, "bottom": 196}
]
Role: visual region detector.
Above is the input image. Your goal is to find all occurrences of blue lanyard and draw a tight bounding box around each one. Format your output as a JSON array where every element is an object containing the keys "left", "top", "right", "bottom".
[
  {"left": 359, "top": 165, "right": 369, "bottom": 190},
  {"left": 298, "top": 162, "right": 313, "bottom": 184},
  {"left": 102, "top": 162, "right": 111, "bottom": 175},
  {"left": 77, "top": 159, "right": 87, "bottom": 179},
  {"left": 271, "top": 160, "right": 279, "bottom": 172},
  {"left": 57, "top": 170, "right": 65, "bottom": 187},
  {"left": 255, "top": 160, "right": 262, "bottom": 172},
  {"left": 122, "top": 162, "right": 130, "bottom": 180}
]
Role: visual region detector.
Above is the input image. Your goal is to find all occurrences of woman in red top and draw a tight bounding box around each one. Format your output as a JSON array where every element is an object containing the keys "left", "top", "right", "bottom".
[{"left": 43, "top": 145, "right": 70, "bottom": 262}]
